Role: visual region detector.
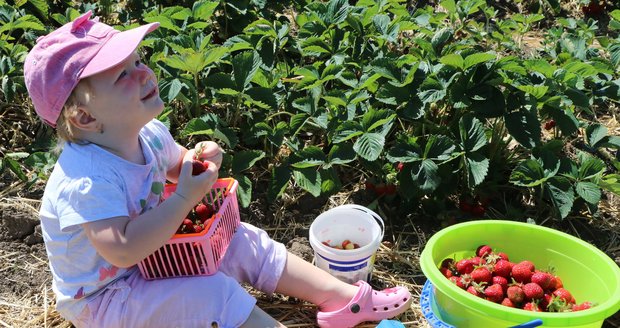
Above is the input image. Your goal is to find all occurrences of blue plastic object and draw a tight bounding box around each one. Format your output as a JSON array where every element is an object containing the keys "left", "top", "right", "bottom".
[
  {"left": 510, "top": 319, "right": 543, "bottom": 327},
  {"left": 420, "top": 280, "right": 454, "bottom": 328},
  {"left": 376, "top": 319, "right": 406, "bottom": 328},
  {"left": 421, "top": 280, "right": 543, "bottom": 328}
]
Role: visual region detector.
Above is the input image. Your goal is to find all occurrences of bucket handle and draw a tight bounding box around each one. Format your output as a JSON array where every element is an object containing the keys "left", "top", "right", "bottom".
[
  {"left": 335, "top": 204, "right": 385, "bottom": 239},
  {"left": 509, "top": 319, "right": 543, "bottom": 328}
]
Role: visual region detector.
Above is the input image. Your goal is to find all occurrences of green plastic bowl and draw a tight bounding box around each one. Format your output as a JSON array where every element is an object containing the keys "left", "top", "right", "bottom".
[{"left": 420, "top": 220, "right": 620, "bottom": 328}]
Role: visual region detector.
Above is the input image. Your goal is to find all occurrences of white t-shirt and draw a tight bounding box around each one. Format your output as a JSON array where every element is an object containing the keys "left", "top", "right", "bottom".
[{"left": 39, "top": 119, "right": 182, "bottom": 321}]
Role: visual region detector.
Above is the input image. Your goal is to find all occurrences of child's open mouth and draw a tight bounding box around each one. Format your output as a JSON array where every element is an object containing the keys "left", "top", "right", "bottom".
[{"left": 141, "top": 88, "right": 157, "bottom": 100}]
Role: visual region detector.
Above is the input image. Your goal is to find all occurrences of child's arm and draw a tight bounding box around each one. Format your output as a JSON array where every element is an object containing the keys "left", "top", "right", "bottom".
[{"left": 81, "top": 159, "right": 218, "bottom": 268}]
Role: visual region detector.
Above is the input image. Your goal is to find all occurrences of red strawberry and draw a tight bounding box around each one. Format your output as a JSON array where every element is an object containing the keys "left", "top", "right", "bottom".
[
  {"left": 507, "top": 285, "right": 525, "bottom": 304},
  {"left": 195, "top": 203, "right": 214, "bottom": 223},
  {"left": 466, "top": 285, "right": 481, "bottom": 297},
  {"left": 553, "top": 275, "right": 564, "bottom": 289},
  {"left": 531, "top": 271, "right": 552, "bottom": 290},
  {"left": 441, "top": 258, "right": 454, "bottom": 269},
  {"left": 459, "top": 200, "right": 472, "bottom": 213},
  {"left": 501, "top": 297, "right": 515, "bottom": 308},
  {"left": 193, "top": 224, "right": 203, "bottom": 233},
  {"left": 440, "top": 267, "right": 453, "bottom": 278},
  {"left": 456, "top": 259, "right": 474, "bottom": 275},
  {"left": 496, "top": 252, "right": 509, "bottom": 261},
  {"left": 493, "top": 260, "right": 514, "bottom": 278},
  {"left": 523, "top": 301, "right": 541, "bottom": 312},
  {"left": 476, "top": 245, "right": 492, "bottom": 258},
  {"left": 512, "top": 262, "right": 534, "bottom": 283},
  {"left": 191, "top": 160, "right": 209, "bottom": 175},
  {"left": 470, "top": 256, "right": 484, "bottom": 266},
  {"left": 470, "top": 204, "right": 486, "bottom": 216},
  {"left": 572, "top": 301, "right": 593, "bottom": 311},
  {"left": 523, "top": 283, "right": 544, "bottom": 301},
  {"left": 397, "top": 162, "right": 404, "bottom": 172},
  {"left": 492, "top": 276, "right": 508, "bottom": 292},
  {"left": 449, "top": 276, "right": 467, "bottom": 289},
  {"left": 471, "top": 267, "right": 492, "bottom": 284},
  {"left": 484, "top": 284, "right": 505, "bottom": 303},
  {"left": 544, "top": 120, "right": 556, "bottom": 130},
  {"left": 552, "top": 288, "right": 574, "bottom": 304}
]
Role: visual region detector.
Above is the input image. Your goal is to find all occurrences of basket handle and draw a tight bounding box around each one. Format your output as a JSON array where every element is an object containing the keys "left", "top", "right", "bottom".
[{"left": 334, "top": 204, "right": 385, "bottom": 239}]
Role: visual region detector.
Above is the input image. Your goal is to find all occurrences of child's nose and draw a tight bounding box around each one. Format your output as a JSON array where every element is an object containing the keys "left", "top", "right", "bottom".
[{"left": 136, "top": 66, "right": 151, "bottom": 84}]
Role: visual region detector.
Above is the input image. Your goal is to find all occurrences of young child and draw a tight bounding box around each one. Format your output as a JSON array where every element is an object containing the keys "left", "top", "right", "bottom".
[{"left": 23, "top": 11, "right": 412, "bottom": 328}]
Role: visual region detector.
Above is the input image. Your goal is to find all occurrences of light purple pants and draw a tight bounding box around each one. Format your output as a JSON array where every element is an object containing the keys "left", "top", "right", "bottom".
[{"left": 72, "top": 222, "right": 288, "bottom": 328}]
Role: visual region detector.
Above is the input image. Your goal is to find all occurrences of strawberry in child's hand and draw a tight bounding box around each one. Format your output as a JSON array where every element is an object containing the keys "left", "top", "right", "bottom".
[{"left": 191, "top": 160, "right": 209, "bottom": 175}]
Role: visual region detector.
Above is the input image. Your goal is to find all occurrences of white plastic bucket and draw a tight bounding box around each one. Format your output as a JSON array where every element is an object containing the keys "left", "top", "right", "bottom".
[{"left": 308, "top": 204, "right": 385, "bottom": 284}]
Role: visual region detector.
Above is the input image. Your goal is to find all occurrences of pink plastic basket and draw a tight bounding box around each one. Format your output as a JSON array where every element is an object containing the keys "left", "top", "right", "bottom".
[{"left": 138, "top": 178, "right": 240, "bottom": 280}]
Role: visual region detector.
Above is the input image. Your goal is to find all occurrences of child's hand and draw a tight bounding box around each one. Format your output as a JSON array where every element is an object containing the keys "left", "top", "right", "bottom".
[
  {"left": 193, "top": 141, "right": 223, "bottom": 170},
  {"left": 175, "top": 158, "right": 218, "bottom": 204}
]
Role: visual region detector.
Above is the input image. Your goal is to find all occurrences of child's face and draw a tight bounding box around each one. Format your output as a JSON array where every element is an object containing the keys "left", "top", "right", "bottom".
[{"left": 82, "top": 51, "right": 164, "bottom": 135}]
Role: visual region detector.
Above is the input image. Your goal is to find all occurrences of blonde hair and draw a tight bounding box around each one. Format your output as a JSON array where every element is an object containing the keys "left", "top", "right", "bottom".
[{"left": 53, "top": 79, "right": 92, "bottom": 152}]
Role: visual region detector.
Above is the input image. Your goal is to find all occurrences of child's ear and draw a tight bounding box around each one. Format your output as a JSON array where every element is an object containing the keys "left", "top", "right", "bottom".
[{"left": 69, "top": 107, "right": 100, "bottom": 132}]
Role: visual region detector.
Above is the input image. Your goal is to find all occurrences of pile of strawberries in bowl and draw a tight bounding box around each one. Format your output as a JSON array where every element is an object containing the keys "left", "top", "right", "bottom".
[{"left": 439, "top": 245, "right": 594, "bottom": 312}]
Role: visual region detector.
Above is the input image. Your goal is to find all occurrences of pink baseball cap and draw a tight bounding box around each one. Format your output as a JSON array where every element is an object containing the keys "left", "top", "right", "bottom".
[{"left": 23, "top": 11, "right": 160, "bottom": 127}]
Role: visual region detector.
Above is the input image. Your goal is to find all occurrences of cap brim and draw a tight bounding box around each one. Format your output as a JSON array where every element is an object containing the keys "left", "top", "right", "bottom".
[{"left": 80, "top": 22, "right": 159, "bottom": 78}]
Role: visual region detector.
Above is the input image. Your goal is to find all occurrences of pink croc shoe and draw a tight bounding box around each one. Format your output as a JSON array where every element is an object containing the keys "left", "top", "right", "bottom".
[{"left": 316, "top": 280, "right": 412, "bottom": 328}]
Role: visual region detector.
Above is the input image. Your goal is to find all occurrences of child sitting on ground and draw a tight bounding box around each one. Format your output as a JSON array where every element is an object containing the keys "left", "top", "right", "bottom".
[{"left": 23, "top": 11, "right": 412, "bottom": 328}]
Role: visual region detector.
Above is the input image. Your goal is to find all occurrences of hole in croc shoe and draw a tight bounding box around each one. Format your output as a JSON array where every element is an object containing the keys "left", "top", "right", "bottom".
[
  {"left": 394, "top": 304, "right": 399, "bottom": 308},
  {"left": 384, "top": 307, "right": 388, "bottom": 311},
  {"left": 403, "top": 298, "right": 408, "bottom": 302},
  {"left": 373, "top": 308, "right": 377, "bottom": 311}
]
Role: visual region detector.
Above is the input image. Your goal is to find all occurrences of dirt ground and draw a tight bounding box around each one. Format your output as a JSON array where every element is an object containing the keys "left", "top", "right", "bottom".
[{"left": 1, "top": 179, "right": 619, "bottom": 327}]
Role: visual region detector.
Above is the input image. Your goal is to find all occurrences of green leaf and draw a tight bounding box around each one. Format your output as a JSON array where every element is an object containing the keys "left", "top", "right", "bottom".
[
  {"left": 293, "top": 168, "right": 322, "bottom": 197},
  {"left": 332, "top": 121, "right": 364, "bottom": 143},
  {"left": 510, "top": 159, "right": 545, "bottom": 187},
  {"left": 232, "top": 150, "right": 265, "bottom": 173},
  {"left": 545, "top": 176, "right": 575, "bottom": 219},
  {"left": 504, "top": 111, "right": 541, "bottom": 149},
  {"left": 411, "top": 159, "right": 440, "bottom": 193},
  {"left": 320, "top": 168, "right": 341, "bottom": 195},
  {"left": 424, "top": 135, "right": 456, "bottom": 161},
  {"left": 463, "top": 52, "right": 496, "bottom": 70},
  {"left": 232, "top": 51, "right": 261, "bottom": 91},
  {"left": 291, "top": 146, "right": 326, "bottom": 168},
  {"left": 600, "top": 174, "right": 620, "bottom": 195},
  {"left": 3, "top": 157, "right": 27, "bottom": 181},
  {"left": 459, "top": 115, "right": 487, "bottom": 153},
  {"left": 577, "top": 157, "right": 604, "bottom": 181},
  {"left": 440, "top": 53, "right": 464, "bottom": 70},
  {"left": 586, "top": 123, "right": 608, "bottom": 149},
  {"left": 267, "top": 164, "right": 291, "bottom": 203},
  {"left": 327, "top": 143, "right": 356, "bottom": 166},
  {"left": 517, "top": 85, "right": 549, "bottom": 99},
  {"left": 234, "top": 174, "right": 253, "bottom": 208},
  {"left": 353, "top": 133, "right": 385, "bottom": 161},
  {"left": 575, "top": 181, "right": 601, "bottom": 205},
  {"left": 466, "top": 152, "right": 489, "bottom": 188},
  {"left": 193, "top": 1, "right": 220, "bottom": 21}
]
